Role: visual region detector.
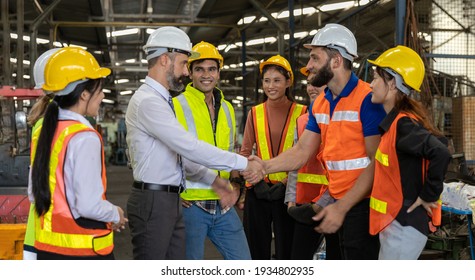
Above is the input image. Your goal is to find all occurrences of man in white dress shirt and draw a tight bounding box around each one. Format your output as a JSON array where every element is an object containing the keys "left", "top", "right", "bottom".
[{"left": 125, "top": 26, "right": 262, "bottom": 260}]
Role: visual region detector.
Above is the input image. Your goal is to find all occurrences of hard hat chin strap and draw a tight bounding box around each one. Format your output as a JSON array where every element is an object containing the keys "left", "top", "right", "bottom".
[
  {"left": 146, "top": 47, "right": 192, "bottom": 61},
  {"left": 327, "top": 45, "right": 355, "bottom": 62},
  {"left": 146, "top": 47, "right": 168, "bottom": 61},
  {"left": 54, "top": 79, "right": 89, "bottom": 96},
  {"left": 383, "top": 68, "right": 411, "bottom": 95}
]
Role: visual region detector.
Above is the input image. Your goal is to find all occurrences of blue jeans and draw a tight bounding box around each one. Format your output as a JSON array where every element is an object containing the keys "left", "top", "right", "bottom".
[{"left": 183, "top": 203, "right": 251, "bottom": 260}]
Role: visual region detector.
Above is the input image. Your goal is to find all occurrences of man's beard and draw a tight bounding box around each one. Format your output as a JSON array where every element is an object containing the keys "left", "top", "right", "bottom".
[
  {"left": 166, "top": 64, "right": 186, "bottom": 92},
  {"left": 311, "top": 58, "right": 334, "bottom": 87}
]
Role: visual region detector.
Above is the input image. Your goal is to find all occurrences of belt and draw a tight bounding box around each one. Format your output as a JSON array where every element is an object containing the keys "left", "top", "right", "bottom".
[{"left": 133, "top": 181, "right": 184, "bottom": 193}]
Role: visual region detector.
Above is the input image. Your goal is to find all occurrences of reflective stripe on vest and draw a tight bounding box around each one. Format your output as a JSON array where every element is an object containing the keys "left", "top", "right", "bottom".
[
  {"left": 297, "top": 173, "right": 329, "bottom": 185},
  {"left": 375, "top": 148, "right": 389, "bottom": 166},
  {"left": 325, "top": 157, "right": 370, "bottom": 171},
  {"left": 34, "top": 121, "right": 113, "bottom": 256},
  {"left": 331, "top": 110, "right": 359, "bottom": 122},
  {"left": 253, "top": 102, "right": 306, "bottom": 183},
  {"left": 174, "top": 85, "right": 235, "bottom": 200}
]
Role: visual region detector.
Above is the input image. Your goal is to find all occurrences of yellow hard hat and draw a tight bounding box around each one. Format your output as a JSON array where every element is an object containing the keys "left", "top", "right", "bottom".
[
  {"left": 188, "top": 41, "right": 223, "bottom": 69},
  {"left": 300, "top": 67, "right": 309, "bottom": 77},
  {"left": 259, "top": 55, "right": 294, "bottom": 84},
  {"left": 367, "top": 45, "right": 424, "bottom": 92},
  {"left": 43, "top": 47, "right": 111, "bottom": 92}
]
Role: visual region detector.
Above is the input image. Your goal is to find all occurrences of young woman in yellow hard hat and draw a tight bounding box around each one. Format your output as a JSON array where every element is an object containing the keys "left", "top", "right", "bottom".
[
  {"left": 29, "top": 47, "right": 127, "bottom": 260},
  {"left": 367, "top": 45, "right": 451, "bottom": 259}
]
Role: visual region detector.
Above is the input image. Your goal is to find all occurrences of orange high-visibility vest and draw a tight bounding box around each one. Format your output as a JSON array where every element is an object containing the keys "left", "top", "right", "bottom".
[
  {"left": 34, "top": 120, "right": 113, "bottom": 256},
  {"left": 295, "top": 113, "right": 328, "bottom": 204},
  {"left": 311, "top": 80, "right": 371, "bottom": 199},
  {"left": 369, "top": 113, "right": 441, "bottom": 235},
  {"left": 252, "top": 102, "right": 306, "bottom": 184}
]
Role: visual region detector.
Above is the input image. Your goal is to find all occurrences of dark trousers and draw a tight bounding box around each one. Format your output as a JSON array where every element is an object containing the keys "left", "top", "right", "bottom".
[
  {"left": 127, "top": 188, "right": 185, "bottom": 260},
  {"left": 338, "top": 198, "right": 380, "bottom": 260},
  {"left": 290, "top": 221, "right": 322, "bottom": 259},
  {"left": 243, "top": 187, "right": 294, "bottom": 260},
  {"left": 324, "top": 232, "right": 342, "bottom": 260}
]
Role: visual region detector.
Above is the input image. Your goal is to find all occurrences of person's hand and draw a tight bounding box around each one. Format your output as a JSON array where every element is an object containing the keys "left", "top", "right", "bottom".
[
  {"left": 241, "top": 155, "right": 266, "bottom": 184},
  {"left": 288, "top": 203, "right": 320, "bottom": 225},
  {"left": 287, "top": 202, "right": 296, "bottom": 210},
  {"left": 407, "top": 196, "right": 438, "bottom": 215},
  {"left": 313, "top": 202, "right": 345, "bottom": 234},
  {"left": 112, "top": 206, "right": 128, "bottom": 232},
  {"left": 182, "top": 199, "right": 193, "bottom": 208},
  {"left": 212, "top": 176, "right": 239, "bottom": 209}
]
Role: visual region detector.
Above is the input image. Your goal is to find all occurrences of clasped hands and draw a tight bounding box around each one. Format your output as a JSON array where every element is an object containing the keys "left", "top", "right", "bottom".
[
  {"left": 209, "top": 155, "right": 266, "bottom": 209},
  {"left": 240, "top": 155, "right": 266, "bottom": 184}
]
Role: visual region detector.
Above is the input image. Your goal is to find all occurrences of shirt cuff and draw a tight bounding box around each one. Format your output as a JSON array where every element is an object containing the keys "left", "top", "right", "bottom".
[{"left": 234, "top": 155, "right": 248, "bottom": 171}]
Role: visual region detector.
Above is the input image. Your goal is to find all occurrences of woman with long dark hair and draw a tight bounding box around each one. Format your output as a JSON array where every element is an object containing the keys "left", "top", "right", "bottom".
[
  {"left": 367, "top": 45, "right": 451, "bottom": 259},
  {"left": 29, "top": 47, "right": 126, "bottom": 260}
]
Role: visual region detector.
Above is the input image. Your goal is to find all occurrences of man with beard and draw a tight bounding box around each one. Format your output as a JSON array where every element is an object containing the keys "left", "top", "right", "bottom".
[
  {"left": 125, "top": 27, "right": 264, "bottom": 260},
  {"left": 243, "top": 23, "right": 386, "bottom": 259}
]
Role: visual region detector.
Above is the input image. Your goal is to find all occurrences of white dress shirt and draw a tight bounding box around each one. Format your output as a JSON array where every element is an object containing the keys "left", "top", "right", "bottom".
[
  {"left": 126, "top": 76, "right": 248, "bottom": 186},
  {"left": 28, "top": 108, "right": 119, "bottom": 224}
]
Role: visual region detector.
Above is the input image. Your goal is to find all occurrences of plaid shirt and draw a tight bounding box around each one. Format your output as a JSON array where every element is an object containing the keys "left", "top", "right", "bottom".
[{"left": 193, "top": 200, "right": 230, "bottom": 215}]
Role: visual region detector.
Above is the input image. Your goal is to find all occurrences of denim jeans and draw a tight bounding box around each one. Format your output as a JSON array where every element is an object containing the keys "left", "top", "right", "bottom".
[{"left": 183, "top": 203, "right": 251, "bottom": 260}]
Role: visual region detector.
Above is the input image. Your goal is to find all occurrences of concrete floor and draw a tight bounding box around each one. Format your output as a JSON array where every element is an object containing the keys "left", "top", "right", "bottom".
[{"left": 106, "top": 164, "right": 225, "bottom": 260}]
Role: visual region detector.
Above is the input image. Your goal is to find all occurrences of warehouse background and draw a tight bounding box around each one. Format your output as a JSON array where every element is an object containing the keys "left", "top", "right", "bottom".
[{"left": 1, "top": 0, "right": 474, "bottom": 260}]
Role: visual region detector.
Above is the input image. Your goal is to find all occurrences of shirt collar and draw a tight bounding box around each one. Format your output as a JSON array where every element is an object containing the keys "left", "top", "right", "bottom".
[
  {"left": 144, "top": 76, "right": 171, "bottom": 101},
  {"left": 324, "top": 72, "right": 359, "bottom": 100},
  {"left": 186, "top": 82, "right": 223, "bottom": 106},
  {"left": 58, "top": 107, "right": 94, "bottom": 128},
  {"left": 378, "top": 107, "right": 399, "bottom": 135}
]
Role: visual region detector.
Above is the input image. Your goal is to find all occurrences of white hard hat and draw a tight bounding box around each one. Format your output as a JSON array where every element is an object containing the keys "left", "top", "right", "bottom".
[
  {"left": 143, "top": 26, "right": 199, "bottom": 60},
  {"left": 33, "top": 48, "right": 61, "bottom": 89},
  {"left": 304, "top": 23, "right": 358, "bottom": 62}
]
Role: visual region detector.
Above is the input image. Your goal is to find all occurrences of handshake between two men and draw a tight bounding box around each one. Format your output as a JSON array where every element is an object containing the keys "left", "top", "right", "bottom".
[{"left": 205, "top": 156, "right": 267, "bottom": 210}]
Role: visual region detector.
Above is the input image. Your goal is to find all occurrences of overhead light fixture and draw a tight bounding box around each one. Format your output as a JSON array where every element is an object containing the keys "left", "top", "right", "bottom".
[
  {"left": 237, "top": 1, "right": 372, "bottom": 25},
  {"left": 102, "top": 99, "right": 115, "bottom": 104},
  {"left": 238, "top": 16, "right": 256, "bottom": 25},
  {"left": 107, "top": 28, "right": 139, "bottom": 38},
  {"left": 10, "top": 33, "right": 49, "bottom": 44},
  {"left": 320, "top": 1, "right": 354, "bottom": 12},
  {"left": 236, "top": 96, "right": 244, "bottom": 100},
  {"left": 120, "top": 90, "right": 133, "bottom": 95},
  {"left": 10, "top": 58, "right": 30, "bottom": 66},
  {"left": 125, "top": 59, "right": 136, "bottom": 63},
  {"left": 103, "top": 88, "right": 111, "bottom": 93},
  {"left": 115, "top": 79, "right": 130, "bottom": 84}
]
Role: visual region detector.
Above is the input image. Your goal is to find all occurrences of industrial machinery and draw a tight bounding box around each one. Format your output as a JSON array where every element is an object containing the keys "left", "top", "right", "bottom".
[{"left": 0, "top": 86, "right": 42, "bottom": 259}]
